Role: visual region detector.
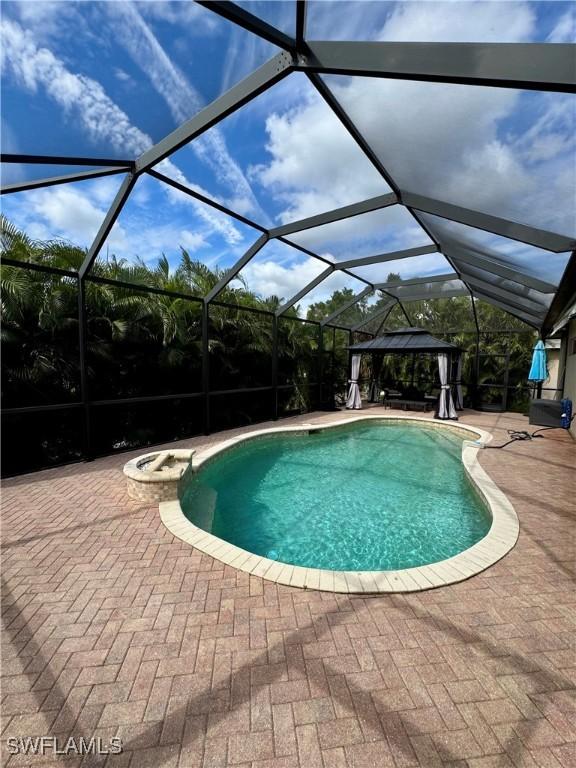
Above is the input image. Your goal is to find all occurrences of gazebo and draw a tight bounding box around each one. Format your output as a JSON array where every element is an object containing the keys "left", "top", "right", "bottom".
[{"left": 347, "top": 327, "right": 461, "bottom": 419}]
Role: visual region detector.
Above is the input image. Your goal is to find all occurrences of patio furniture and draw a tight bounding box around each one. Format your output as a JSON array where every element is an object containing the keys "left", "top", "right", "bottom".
[
  {"left": 380, "top": 388, "right": 402, "bottom": 404},
  {"left": 382, "top": 398, "right": 436, "bottom": 412}
]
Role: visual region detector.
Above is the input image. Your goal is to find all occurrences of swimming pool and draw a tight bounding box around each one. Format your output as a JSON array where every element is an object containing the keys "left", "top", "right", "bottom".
[
  {"left": 161, "top": 416, "right": 519, "bottom": 592},
  {"left": 181, "top": 420, "right": 490, "bottom": 571}
]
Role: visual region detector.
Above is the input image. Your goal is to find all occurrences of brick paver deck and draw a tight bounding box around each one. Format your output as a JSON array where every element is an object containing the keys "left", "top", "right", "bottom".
[{"left": 1, "top": 408, "right": 574, "bottom": 767}]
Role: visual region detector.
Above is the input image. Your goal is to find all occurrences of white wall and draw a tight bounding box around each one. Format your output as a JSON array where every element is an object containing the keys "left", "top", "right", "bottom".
[{"left": 542, "top": 342, "right": 561, "bottom": 400}]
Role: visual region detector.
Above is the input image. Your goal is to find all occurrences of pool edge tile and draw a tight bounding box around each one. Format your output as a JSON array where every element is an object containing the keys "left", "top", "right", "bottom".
[{"left": 157, "top": 414, "right": 518, "bottom": 595}]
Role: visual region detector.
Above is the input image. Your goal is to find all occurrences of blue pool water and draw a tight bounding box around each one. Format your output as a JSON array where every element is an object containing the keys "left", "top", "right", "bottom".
[{"left": 181, "top": 421, "right": 491, "bottom": 571}]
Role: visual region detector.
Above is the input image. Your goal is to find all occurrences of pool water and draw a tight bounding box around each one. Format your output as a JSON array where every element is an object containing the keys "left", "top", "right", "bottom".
[{"left": 181, "top": 422, "right": 491, "bottom": 571}]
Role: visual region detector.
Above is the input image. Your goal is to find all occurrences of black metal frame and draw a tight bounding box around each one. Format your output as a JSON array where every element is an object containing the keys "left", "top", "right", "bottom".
[
  {"left": 1, "top": 258, "right": 328, "bottom": 470},
  {"left": 2, "top": 0, "right": 573, "bottom": 474}
]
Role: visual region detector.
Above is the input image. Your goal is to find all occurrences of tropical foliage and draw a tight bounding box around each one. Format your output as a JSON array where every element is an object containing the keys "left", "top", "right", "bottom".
[
  {"left": 307, "top": 268, "right": 536, "bottom": 410},
  {"left": 1, "top": 216, "right": 536, "bottom": 471},
  {"left": 0, "top": 218, "right": 324, "bottom": 467}
]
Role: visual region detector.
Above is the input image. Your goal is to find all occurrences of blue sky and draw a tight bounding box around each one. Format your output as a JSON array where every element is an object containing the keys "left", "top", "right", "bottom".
[{"left": 1, "top": 0, "right": 574, "bottom": 311}]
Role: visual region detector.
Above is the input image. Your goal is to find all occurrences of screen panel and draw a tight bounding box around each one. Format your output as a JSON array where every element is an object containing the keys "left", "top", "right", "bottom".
[
  {"left": 348, "top": 251, "right": 454, "bottom": 285},
  {"left": 1, "top": 267, "right": 80, "bottom": 408},
  {"left": 1, "top": 174, "right": 127, "bottom": 268},
  {"left": 421, "top": 213, "right": 572, "bottom": 284},
  {"left": 1, "top": 1, "right": 280, "bottom": 159},
  {"left": 356, "top": 297, "right": 397, "bottom": 334},
  {"left": 208, "top": 304, "right": 273, "bottom": 391},
  {"left": 299, "top": 270, "right": 370, "bottom": 320},
  {"left": 472, "top": 289, "right": 541, "bottom": 327},
  {"left": 387, "top": 278, "right": 470, "bottom": 301},
  {"left": 277, "top": 316, "right": 320, "bottom": 386},
  {"left": 306, "top": 0, "right": 571, "bottom": 43},
  {"left": 156, "top": 72, "right": 391, "bottom": 230},
  {"left": 381, "top": 302, "right": 411, "bottom": 330},
  {"left": 227, "top": 238, "right": 327, "bottom": 308},
  {"left": 465, "top": 277, "right": 549, "bottom": 318},
  {"left": 90, "top": 398, "right": 204, "bottom": 456},
  {"left": 235, "top": 1, "right": 295, "bottom": 36},
  {"left": 457, "top": 262, "right": 553, "bottom": 309},
  {"left": 409, "top": 297, "right": 477, "bottom": 333},
  {"left": 278, "top": 384, "right": 321, "bottom": 418},
  {"left": 91, "top": 173, "right": 262, "bottom": 292},
  {"left": 323, "top": 75, "right": 576, "bottom": 238},
  {"left": 210, "top": 389, "right": 275, "bottom": 432},
  {"left": 287, "top": 205, "right": 432, "bottom": 262},
  {"left": 474, "top": 300, "right": 537, "bottom": 331},
  {"left": 85, "top": 282, "right": 203, "bottom": 401},
  {"left": 2, "top": 408, "right": 83, "bottom": 476}
]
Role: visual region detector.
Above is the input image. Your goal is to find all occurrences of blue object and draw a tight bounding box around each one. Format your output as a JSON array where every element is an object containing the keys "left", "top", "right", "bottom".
[
  {"left": 561, "top": 398, "right": 572, "bottom": 429},
  {"left": 528, "top": 340, "right": 548, "bottom": 382},
  {"left": 181, "top": 422, "right": 491, "bottom": 571}
]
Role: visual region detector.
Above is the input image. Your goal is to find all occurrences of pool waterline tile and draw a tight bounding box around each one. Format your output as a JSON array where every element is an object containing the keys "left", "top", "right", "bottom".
[{"left": 159, "top": 414, "right": 519, "bottom": 594}]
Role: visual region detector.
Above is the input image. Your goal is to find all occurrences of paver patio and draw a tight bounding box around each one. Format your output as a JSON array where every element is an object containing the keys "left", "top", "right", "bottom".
[{"left": 1, "top": 408, "right": 574, "bottom": 767}]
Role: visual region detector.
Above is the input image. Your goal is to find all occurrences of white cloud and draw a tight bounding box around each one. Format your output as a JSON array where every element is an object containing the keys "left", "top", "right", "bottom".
[
  {"left": 251, "top": 80, "right": 390, "bottom": 224},
  {"left": 2, "top": 173, "right": 242, "bottom": 269},
  {"left": 138, "top": 1, "right": 217, "bottom": 30},
  {"left": 288, "top": 206, "right": 431, "bottom": 259},
  {"left": 547, "top": 10, "right": 575, "bottom": 42},
  {"left": 1, "top": 17, "right": 150, "bottom": 157},
  {"left": 242, "top": 256, "right": 324, "bottom": 299},
  {"left": 306, "top": 0, "right": 536, "bottom": 43},
  {"left": 1, "top": 16, "right": 252, "bottom": 247},
  {"left": 305, "top": 0, "right": 390, "bottom": 42},
  {"left": 105, "top": 2, "right": 270, "bottom": 224},
  {"left": 323, "top": 70, "right": 574, "bottom": 236},
  {"left": 522, "top": 132, "right": 572, "bottom": 164},
  {"left": 180, "top": 230, "right": 207, "bottom": 252},
  {"left": 377, "top": 1, "right": 535, "bottom": 43},
  {"left": 90, "top": 175, "right": 124, "bottom": 206},
  {"left": 2, "top": 178, "right": 127, "bottom": 250},
  {"left": 219, "top": 11, "right": 280, "bottom": 93},
  {"left": 352, "top": 252, "right": 453, "bottom": 284},
  {"left": 515, "top": 95, "right": 576, "bottom": 163},
  {"left": 241, "top": 255, "right": 360, "bottom": 314},
  {"left": 152, "top": 164, "right": 248, "bottom": 245},
  {"left": 248, "top": 0, "right": 575, "bottom": 262},
  {"left": 247, "top": 0, "right": 573, "bottom": 240},
  {"left": 326, "top": 74, "right": 525, "bottom": 212},
  {"left": 9, "top": 0, "right": 80, "bottom": 43},
  {"left": 114, "top": 67, "right": 135, "bottom": 87},
  {"left": 4, "top": 0, "right": 574, "bottom": 313},
  {"left": 105, "top": 2, "right": 200, "bottom": 127},
  {"left": 248, "top": 0, "right": 570, "bottom": 244},
  {"left": 419, "top": 212, "right": 570, "bottom": 284}
]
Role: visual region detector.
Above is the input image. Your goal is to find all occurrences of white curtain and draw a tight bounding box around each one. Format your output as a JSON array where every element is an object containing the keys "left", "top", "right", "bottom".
[
  {"left": 437, "top": 353, "right": 457, "bottom": 419},
  {"left": 455, "top": 353, "right": 464, "bottom": 410},
  {"left": 346, "top": 354, "right": 362, "bottom": 409}
]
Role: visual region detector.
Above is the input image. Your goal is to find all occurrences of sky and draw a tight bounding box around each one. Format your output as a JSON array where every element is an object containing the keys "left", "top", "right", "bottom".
[{"left": 1, "top": 0, "right": 575, "bottom": 314}]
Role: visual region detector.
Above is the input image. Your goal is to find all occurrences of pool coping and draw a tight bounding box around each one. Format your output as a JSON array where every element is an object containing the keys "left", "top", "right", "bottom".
[{"left": 158, "top": 414, "right": 519, "bottom": 593}]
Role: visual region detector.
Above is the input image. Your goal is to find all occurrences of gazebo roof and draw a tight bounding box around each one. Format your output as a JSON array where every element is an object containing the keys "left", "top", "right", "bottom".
[{"left": 349, "top": 328, "right": 460, "bottom": 353}]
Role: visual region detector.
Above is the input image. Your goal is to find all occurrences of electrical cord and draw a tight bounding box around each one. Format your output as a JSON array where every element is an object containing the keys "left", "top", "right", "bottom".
[
  {"left": 484, "top": 414, "right": 575, "bottom": 450},
  {"left": 484, "top": 429, "right": 544, "bottom": 450}
]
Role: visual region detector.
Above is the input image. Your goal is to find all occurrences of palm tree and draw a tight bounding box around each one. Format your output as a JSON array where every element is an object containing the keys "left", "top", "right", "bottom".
[
  {"left": 1, "top": 215, "right": 538, "bottom": 469},
  {"left": 1, "top": 218, "right": 321, "bottom": 419}
]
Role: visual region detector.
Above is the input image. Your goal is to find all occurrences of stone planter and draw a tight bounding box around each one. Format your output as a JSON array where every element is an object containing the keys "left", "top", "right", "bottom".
[{"left": 123, "top": 449, "right": 195, "bottom": 503}]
